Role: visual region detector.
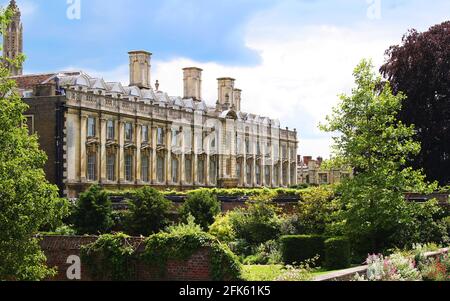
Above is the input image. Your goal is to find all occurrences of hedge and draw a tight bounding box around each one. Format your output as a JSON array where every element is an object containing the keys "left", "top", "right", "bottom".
[
  {"left": 280, "top": 235, "right": 325, "bottom": 265},
  {"left": 324, "top": 237, "right": 351, "bottom": 270}
]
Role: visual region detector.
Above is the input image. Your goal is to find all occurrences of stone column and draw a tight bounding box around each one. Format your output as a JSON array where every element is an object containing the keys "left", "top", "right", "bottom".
[
  {"left": 100, "top": 117, "right": 107, "bottom": 183},
  {"left": 166, "top": 125, "right": 172, "bottom": 185},
  {"left": 136, "top": 123, "right": 142, "bottom": 183},
  {"left": 80, "top": 114, "right": 87, "bottom": 182},
  {"left": 252, "top": 157, "right": 257, "bottom": 187},
  {"left": 206, "top": 154, "right": 210, "bottom": 187},
  {"left": 118, "top": 121, "right": 125, "bottom": 182},
  {"left": 151, "top": 125, "right": 157, "bottom": 184},
  {"left": 192, "top": 126, "right": 198, "bottom": 186},
  {"left": 180, "top": 128, "right": 185, "bottom": 186}
]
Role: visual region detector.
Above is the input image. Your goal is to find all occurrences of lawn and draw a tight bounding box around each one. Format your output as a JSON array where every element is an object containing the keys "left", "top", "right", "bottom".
[{"left": 242, "top": 265, "right": 338, "bottom": 281}]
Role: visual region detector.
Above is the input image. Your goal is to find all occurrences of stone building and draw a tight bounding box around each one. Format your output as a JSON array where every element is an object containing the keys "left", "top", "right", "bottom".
[
  {"left": 297, "top": 156, "right": 352, "bottom": 186},
  {"left": 5, "top": 2, "right": 299, "bottom": 198}
]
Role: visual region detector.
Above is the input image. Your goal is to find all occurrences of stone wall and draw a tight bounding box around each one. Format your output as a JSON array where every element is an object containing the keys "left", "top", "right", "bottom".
[{"left": 39, "top": 236, "right": 212, "bottom": 281}]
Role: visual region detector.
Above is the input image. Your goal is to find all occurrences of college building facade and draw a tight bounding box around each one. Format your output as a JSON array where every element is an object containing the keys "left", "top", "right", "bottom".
[{"left": 5, "top": 2, "right": 299, "bottom": 198}]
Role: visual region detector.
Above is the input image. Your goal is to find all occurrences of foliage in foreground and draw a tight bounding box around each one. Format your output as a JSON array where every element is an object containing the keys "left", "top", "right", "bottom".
[
  {"left": 70, "top": 185, "right": 114, "bottom": 235},
  {"left": 0, "top": 6, "right": 69, "bottom": 281},
  {"left": 142, "top": 216, "right": 242, "bottom": 281},
  {"left": 321, "top": 59, "right": 445, "bottom": 256},
  {"left": 179, "top": 190, "right": 221, "bottom": 231},
  {"left": 124, "top": 187, "right": 173, "bottom": 236}
]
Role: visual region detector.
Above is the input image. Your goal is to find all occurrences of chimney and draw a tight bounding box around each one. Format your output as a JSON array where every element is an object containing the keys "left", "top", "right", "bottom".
[
  {"left": 217, "top": 77, "right": 235, "bottom": 111},
  {"left": 183, "top": 67, "right": 203, "bottom": 101},
  {"left": 233, "top": 88, "right": 242, "bottom": 111},
  {"left": 128, "top": 50, "right": 152, "bottom": 89},
  {"left": 303, "top": 156, "right": 312, "bottom": 166}
]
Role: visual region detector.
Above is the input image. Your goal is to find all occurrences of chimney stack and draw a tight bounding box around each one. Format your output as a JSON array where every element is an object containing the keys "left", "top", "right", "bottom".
[
  {"left": 128, "top": 50, "right": 152, "bottom": 89},
  {"left": 233, "top": 88, "right": 242, "bottom": 111},
  {"left": 183, "top": 67, "right": 203, "bottom": 101},
  {"left": 217, "top": 77, "right": 235, "bottom": 111}
]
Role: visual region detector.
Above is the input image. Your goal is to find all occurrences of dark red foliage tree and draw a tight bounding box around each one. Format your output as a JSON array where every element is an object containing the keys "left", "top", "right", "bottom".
[{"left": 381, "top": 21, "right": 450, "bottom": 186}]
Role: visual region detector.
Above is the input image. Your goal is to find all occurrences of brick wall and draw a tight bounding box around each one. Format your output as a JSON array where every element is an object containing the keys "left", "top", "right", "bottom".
[{"left": 39, "top": 236, "right": 212, "bottom": 281}]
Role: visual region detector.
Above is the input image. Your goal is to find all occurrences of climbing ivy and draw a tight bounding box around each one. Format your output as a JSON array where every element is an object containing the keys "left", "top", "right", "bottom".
[
  {"left": 141, "top": 231, "right": 242, "bottom": 281},
  {"left": 81, "top": 233, "right": 135, "bottom": 281}
]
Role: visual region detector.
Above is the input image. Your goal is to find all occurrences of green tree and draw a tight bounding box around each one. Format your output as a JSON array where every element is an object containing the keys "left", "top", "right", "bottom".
[
  {"left": 124, "top": 187, "right": 172, "bottom": 236},
  {"left": 179, "top": 190, "right": 221, "bottom": 231},
  {"left": 320, "top": 59, "right": 440, "bottom": 255},
  {"left": 71, "top": 185, "right": 114, "bottom": 235},
  {"left": 0, "top": 7, "right": 69, "bottom": 280}
]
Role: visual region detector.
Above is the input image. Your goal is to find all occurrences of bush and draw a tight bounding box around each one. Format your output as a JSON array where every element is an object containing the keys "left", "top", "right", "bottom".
[
  {"left": 142, "top": 219, "right": 242, "bottom": 281},
  {"left": 209, "top": 213, "right": 236, "bottom": 243},
  {"left": 243, "top": 240, "right": 282, "bottom": 265},
  {"left": 80, "top": 233, "right": 135, "bottom": 281},
  {"left": 179, "top": 190, "right": 221, "bottom": 230},
  {"left": 71, "top": 185, "right": 114, "bottom": 235},
  {"left": 324, "top": 237, "right": 351, "bottom": 270},
  {"left": 280, "top": 235, "right": 325, "bottom": 265},
  {"left": 229, "top": 201, "right": 282, "bottom": 247},
  {"left": 124, "top": 187, "right": 173, "bottom": 236}
]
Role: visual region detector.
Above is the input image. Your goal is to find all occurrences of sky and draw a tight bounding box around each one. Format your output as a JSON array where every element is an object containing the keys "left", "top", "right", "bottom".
[{"left": 6, "top": 0, "right": 450, "bottom": 158}]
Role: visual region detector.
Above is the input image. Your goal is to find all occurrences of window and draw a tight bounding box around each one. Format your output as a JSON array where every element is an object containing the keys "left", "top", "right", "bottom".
[
  {"left": 226, "top": 158, "right": 232, "bottom": 176},
  {"left": 237, "top": 162, "right": 242, "bottom": 181},
  {"left": 172, "top": 158, "right": 179, "bottom": 183},
  {"left": 185, "top": 158, "right": 192, "bottom": 183},
  {"left": 256, "top": 164, "right": 261, "bottom": 185},
  {"left": 141, "top": 155, "right": 149, "bottom": 182},
  {"left": 265, "top": 166, "right": 271, "bottom": 185},
  {"left": 274, "top": 165, "right": 279, "bottom": 186},
  {"left": 257, "top": 141, "right": 261, "bottom": 156},
  {"left": 87, "top": 153, "right": 96, "bottom": 181},
  {"left": 172, "top": 129, "right": 180, "bottom": 147},
  {"left": 107, "top": 120, "right": 115, "bottom": 140},
  {"left": 283, "top": 165, "right": 288, "bottom": 185},
  {"left": 157, "top": 154, "right": 165, "bottom": 183},
  {"left": 106, "top": 154, "right": 115, "bottom": 181},
  {"left": 319, "top": 173, "right": 328, "bottom": 185},
  {"left": 142, "top": 125, "right": 149, "bottom": 143},
  {"left": 245, "top": 137, "right": 250, "bottom": 153},
  {"left": 125, "top": 123, "right": 133, "bottom": 142},
  {"left": 24, "top": 115, "right": 34, "bottom": 135},
  {"left": 282, "top": 145, "right": 287, "bottom": 159},
  {"left": 87, "top": 117, "right": 96, "bottom": 138},
  {"left": 246, "top": 162, "right": 252, "bottom": 184},
  {"left": 184, "top": 130, "right": 192, "bottom": 150},
  {"left": 157, "top": 127, "right": 165, "bottom": 145},
  {"left": 198, "top": 159, "right": 205, "bottom": 184},
  {"left": 125, "top": 154, "right": 133, "bottom": 182},
  {"left": 210, "top": 158, "right": 217, "bottom": 184}
]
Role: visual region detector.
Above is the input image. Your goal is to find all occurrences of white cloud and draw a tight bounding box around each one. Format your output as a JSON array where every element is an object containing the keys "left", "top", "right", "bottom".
[{"left": 58, "top": 2, "right": 444, "bottom": 159}]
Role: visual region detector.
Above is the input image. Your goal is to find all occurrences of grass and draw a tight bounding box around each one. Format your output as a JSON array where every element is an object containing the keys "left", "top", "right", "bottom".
[{"left": 242, "top": 265, "right": 340, "bottom": 281}]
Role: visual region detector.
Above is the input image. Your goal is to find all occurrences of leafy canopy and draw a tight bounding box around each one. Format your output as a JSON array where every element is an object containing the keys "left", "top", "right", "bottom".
[
  {"left": 320, "top": 59, "right": 440, "bottom": 254},
  {"left": 0, "top": 5, "right": 69, "bottom": 281}
]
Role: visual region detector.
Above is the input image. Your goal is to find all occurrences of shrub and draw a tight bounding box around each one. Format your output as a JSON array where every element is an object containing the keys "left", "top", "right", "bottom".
[
  {"left": 243, "top": 240, "right": 282, "bottom": 265},
  {"left": 71, "top": 185, "right": 114, "bottom": 235},
  {"left": 324, "top": 237, "right": 351, "bottom": 270},
  {"left": 275, "top": 256, "right": 319, "bottom": 281},
  {"left": 142, "top": 219, "right": 242, "bottom": 281},
  {"left": 280, "top": 235, "right": 325, "bottom": 265},
  {"left": 295, "top": 186, "right": 339, "bottom": 235},
  {"left": 124, "top": 187, "right": 172, "bottom": 236},
  {"left": 355, "top": 253, "right": 422, "bottom": 281},
  {"left": 209, "top": 213, "right": 236, "bottom": 243},
  {"left": 179, "top": 190, "right": 221, "bottom": 230},
  {"left": 80, "top": 233, "right": 135, "bottom": 281},
  {"left": 229, "top": 200, "right": 282, "bottom": 247}
]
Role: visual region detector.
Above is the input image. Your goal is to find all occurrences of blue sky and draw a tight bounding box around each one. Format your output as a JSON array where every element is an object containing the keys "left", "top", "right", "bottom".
[{"left": 7, "top": 0, "right": 450, "bottom": 157}]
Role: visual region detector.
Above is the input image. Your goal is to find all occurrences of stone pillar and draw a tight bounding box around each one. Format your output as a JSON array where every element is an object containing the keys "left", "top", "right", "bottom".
[
  {"left": 136, "top": 123, "right": 142, "bottom": 183},
  {"left": 80, "top": 114, "right": 87, "bottom": 181},
  {"left": 118, "top": 121, "right": 125, "bottom": 182},
  {"left": 166, "top": 125, "right": 172, "bottom": 185},
  {"left": 206, "top": 155, "right": 210, "bottom": 186},
  {"left": 151, "top": 125, "right": 157, "bottom": 184},
  {"left": 192, "top": 126, "right": 198, "bottom": 186},
  {"left": 252, "top": 157, "right": 257, "bottom": 187},
  {"left": 180, "top": 128, "right": 185, "bottom": 186},
  {"left": 100, "top": 117, "right": 107, "bottom": 183}
]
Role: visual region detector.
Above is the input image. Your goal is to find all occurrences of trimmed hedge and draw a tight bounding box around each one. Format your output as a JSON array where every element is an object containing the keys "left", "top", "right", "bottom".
[
  {"left": 280, "top": 235, "right": 325, "bottom": 265},
  {"left": 324, "top": 237, "right": 351, "bottom": 270}
]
